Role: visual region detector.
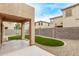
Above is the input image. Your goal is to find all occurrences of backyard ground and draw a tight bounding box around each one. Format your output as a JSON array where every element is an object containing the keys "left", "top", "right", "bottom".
[
  {"left": 8, "top": 35, "right": 64, "bottom": 46},
  {"left": 36, "top": 38, "right": 79, "bottom": 56},
  {"left": 0, "top": 40, "right": 53, "bottom": 56},
  {"left": 7, "top": 35, "right": 79, "bottom": 56}
]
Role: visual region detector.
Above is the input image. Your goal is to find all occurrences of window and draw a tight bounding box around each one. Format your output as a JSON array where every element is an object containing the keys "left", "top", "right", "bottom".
[
  {"left": 39, "top": 22, "right": 40, "bottom": 25},
  {"left": 65, "top": 8, "right": 72, "bottom": 17},
  {"left": 5, "top": 27, "right": 8, "bottom": 29},
  {"left": 41, "top": 22, "right": 43, "bottom": 25},
  {"left": 56, "top": 26, "right": 63, "bottom": 28}
]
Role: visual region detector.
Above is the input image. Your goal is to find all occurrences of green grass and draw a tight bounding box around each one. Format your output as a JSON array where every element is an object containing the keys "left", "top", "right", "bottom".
[
  {"left": 8, "top": 35, "right": 29, "bottom": 40},
  {"left": 8, "top": 35, "right": 64, "bottom": 47}
]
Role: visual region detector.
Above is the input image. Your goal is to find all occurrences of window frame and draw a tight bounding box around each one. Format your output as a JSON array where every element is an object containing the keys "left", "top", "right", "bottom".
[{"left": 65, "top": 8, "right": 72, "bottom": 17}]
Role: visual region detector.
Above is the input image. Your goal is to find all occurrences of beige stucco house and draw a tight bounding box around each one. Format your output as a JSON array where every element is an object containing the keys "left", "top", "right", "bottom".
[
  {"left": 50, "top": 4, "right": 79, "bottom": 28},
  {"left": 50, "top": 16, "right": 63, "bottom": 28},
  {"left": 35, "top": 21, "right": 50, "bottom": 29},
  {"left": 0, "top": 3, "right": 35, "bottom": 46},
  {"left": 62, "top": 4, "right": 79, "bottom": 27}
]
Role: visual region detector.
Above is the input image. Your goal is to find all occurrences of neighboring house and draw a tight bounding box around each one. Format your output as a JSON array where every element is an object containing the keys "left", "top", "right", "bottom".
[
  {"left": 50, "top": 16, "right": 63, "bottom": 28},
  {"left": 50, "top": 4, "right": 79, "bottom": 28},
  {"left": 35, "top": 21, "right": 50, "bottom": 29},
  {"left": 61, "top": 4, "right": 79, "bottom": 27}
]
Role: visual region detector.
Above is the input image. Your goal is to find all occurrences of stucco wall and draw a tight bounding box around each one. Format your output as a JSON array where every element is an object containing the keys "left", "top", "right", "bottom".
[
  {"left": 0, "top": 3, "right": 34, "bottom": 20},
  {"left": 50, "top": 16, "right": 63, "bottom": 28},
  {"left": 50, "top": 20, "right": 55, "bottom": 28},
  {"left": 62, "top": 5, "right": 79, "bottom": 27}
]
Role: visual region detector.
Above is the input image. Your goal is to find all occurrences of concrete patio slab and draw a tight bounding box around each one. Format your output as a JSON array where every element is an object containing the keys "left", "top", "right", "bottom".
[{"left": 0, "top": 40, "right": 54, "bottom": 56}]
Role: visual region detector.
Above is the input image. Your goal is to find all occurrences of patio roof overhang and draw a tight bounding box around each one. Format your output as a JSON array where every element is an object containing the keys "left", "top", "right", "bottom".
[
  {"left": 0, "top": 13, "right": 31, "bottom": 23},
  {"left": 0, "top": 13, "right": 34, "bottom": 46}
]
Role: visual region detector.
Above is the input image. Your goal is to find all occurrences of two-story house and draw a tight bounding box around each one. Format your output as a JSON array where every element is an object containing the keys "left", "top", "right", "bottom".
[
  {"left": 50, "top": 4, "right": 79, "bottom": 28},
  {"left": 50, "top": 16, "right": 63, "bottom": 28},
  {"left": 35, "top": 21, "right": 50, "bottom": 29},
  {"left": 61, "top": 4, "right": 79, "bottom": 27}
]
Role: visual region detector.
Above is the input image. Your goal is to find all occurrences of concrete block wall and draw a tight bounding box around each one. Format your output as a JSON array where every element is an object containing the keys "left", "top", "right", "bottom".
[{"left": 35, "top": 27, "right": 79, "bottom": 39}]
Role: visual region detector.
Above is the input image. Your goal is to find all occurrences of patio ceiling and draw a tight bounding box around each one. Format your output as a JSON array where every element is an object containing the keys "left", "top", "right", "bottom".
[{"left": 0, "top": 13, "right": 31, "bottom": 23}]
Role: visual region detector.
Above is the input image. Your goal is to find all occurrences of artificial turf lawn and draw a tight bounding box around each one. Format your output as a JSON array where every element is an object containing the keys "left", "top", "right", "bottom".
[{"left": 8, "top": 35, "right": 64, "bottom": 46}]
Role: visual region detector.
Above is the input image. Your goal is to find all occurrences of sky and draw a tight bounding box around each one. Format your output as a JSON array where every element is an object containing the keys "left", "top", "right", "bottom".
[{"left": 29, "top": 3, "right": 73, "bottom": 22}]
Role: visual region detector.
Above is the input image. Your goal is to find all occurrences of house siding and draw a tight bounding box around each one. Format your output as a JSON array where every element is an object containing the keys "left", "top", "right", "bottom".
[
  {"left": 62, "top": 5, "right": 79, "bottom": 27},
  {"left": 50, "top": 16, "right": 63, "bottom": 28},
  {"left": 35, "top": 21, "right": 50, "bottom": 29}
]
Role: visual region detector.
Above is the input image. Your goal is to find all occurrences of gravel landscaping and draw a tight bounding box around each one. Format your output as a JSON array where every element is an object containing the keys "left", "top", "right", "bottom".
[{"left": 36, "top": 39, "right": 79, "bottom": 56}]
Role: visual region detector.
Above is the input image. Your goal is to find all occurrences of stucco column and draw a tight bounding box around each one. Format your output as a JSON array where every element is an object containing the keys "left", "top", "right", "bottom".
[
  {"left": 0, "top": 19, "right": 1, "bottom": 44},
  {"left": 0, "top": 18, "right": 2, "bottom": 45},
  {"left": 29, "top": 19, "right": 35, "bottom": 46},
  {"left": 21, "top": 22, "right": 25, "bottom": 40},
  {"left": 2, "top": 23, "right": 6, "bottom": 42}
]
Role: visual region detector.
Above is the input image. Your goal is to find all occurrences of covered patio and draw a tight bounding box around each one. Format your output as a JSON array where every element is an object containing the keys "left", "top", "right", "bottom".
[
  {"left": 0, "top": 13, "right": 53, "bottom": 56},
  {"left": 0, "top": 12, "right": 34, "bottom": 46},
  {"left": 0, "top": 3, "right": 35, "bottom": 46}
]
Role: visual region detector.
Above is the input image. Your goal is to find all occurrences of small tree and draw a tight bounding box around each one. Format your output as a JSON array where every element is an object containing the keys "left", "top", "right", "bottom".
[
  {"left": 14, "top": 24, "right": 21, "bottom": 30},
  {"left": 14, "top": 24, "right": 21, "bottom": 34}
]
